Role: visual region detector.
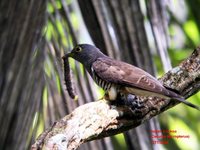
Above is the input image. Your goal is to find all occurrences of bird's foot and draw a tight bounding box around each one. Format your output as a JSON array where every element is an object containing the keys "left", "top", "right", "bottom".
[
  {"left": 97, "top": 96, "right": 105, "bottom": 101},
  {"left": 96, "top": 93, "right": 110, "bottom": 101}
]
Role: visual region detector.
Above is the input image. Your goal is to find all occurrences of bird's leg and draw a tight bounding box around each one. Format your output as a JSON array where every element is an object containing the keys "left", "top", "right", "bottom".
[
  {"left": 103, "top": 92, "right": 110, "bottom": 100},
  {"left": 106, "top": 92, "right": 145, "bottom": 118}
]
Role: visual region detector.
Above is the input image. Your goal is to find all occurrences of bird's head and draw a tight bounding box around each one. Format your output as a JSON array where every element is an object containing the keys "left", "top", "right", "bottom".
[{"left": 64, "top": 44, "right": 105, "bottom": 68}]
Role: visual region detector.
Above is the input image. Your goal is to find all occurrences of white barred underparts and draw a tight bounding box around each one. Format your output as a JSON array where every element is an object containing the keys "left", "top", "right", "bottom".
[
  {"left": 91, "top": 67, "right": 112, "bottom": 91},
  {"left": 91, "top": 67, "right": 118, "bottom": 100}
]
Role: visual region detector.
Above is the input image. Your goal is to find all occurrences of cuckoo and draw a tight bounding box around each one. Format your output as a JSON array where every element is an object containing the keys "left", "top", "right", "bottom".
[{"left": 63, "top": 44, "right": 200, "bottom": 111}]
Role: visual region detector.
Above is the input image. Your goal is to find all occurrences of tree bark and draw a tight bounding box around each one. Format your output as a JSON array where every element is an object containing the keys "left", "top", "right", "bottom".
[{"left": 32, "top": 46, "right": 200, "bottom": 150}]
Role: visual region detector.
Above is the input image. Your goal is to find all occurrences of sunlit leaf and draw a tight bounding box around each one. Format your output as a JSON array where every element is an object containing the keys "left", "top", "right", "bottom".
[
  {"left": 46, "top": 22, "right": 54, "bottom": 41},
  {"left": 43, "top": 86, "right": 48, "bottom": 109},
  {"left": 168, "top": 116, "right": 199, "bottom": 150},
  {"left": 56, "top": 0, "right": 62, "bottom": 9},
  {"left": 70, "top": 12, "right": 79, "bottom": 29},
  {"left": 44, "top": 58, "right": 52, "bottom": 77},
  {"left": 112, "top": 134, "right": 127, "bottom": 150},
  {"left": 183, "top": 20, "right": 200, "bottom": 45},
  {"left": 47, "top": 3, "right": 54, "bottom": 13},
  {"left": 56, "top": 73, "right": 61, "bottom": 94}
]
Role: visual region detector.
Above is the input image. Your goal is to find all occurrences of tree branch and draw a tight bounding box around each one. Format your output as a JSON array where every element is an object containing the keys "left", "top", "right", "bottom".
[{"left": 32, "top": 47, "right": 200, "bottom": 150}]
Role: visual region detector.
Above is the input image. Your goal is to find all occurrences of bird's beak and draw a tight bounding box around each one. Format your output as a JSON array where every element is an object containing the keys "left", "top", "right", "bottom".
[{"left": 62, "top": 52, "right": 73, "bottom": 59}]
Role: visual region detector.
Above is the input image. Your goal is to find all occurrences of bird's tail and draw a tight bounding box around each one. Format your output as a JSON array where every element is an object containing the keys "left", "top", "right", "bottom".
[
  {"left": 165, "top": 88, "right": 200, "bottom": 111},
  {"left": 172, "top": 96, "right": 200, "bottom": 111},
  {"left": 164, "top": 88, "right": 200, "bottom": 111}
]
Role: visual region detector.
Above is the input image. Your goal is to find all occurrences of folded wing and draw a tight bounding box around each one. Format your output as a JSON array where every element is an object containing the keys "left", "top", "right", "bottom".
[{"left": 92, "top": 57, "right": 174, "bottom": 97}]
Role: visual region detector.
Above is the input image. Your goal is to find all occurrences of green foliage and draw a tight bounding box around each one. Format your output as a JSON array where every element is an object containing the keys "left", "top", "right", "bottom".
[
  {"left": 168, "top": 48, "right": 191, "bottom": 67},
  {"left": 112, "top": 134, "right": 127, "bottom": 150},
  {"left": 184, "top": 20, "right": 200, "bottom": 45}
]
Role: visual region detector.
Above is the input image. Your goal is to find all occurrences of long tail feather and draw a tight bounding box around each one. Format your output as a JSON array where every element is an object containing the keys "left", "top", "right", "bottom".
[{"left": 173, "top": 96, "right": 200, "bottom": 111}]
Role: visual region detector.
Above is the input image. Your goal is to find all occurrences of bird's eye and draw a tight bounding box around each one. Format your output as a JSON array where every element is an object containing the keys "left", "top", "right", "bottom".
[{"left": 75, "top": 46, "right": 82, "bottom": 52}]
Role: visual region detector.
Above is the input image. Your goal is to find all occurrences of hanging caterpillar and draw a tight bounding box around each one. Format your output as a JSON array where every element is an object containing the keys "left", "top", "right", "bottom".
[{"left": 62, "top": 55, "right": 78, "bottom": 100}]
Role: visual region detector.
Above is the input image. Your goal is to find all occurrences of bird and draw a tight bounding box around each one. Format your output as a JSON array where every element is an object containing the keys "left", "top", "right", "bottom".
[{"left": 64, "top": 44, "right": 200, "bottom": 111}]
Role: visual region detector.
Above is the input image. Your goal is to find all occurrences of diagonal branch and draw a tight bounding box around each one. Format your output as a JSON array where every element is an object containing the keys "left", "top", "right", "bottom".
[{"left": 32, "top": 47, "right": 200, "bottom": 150}]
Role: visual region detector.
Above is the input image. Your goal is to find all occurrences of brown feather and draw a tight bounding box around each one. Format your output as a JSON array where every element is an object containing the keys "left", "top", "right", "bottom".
[{"left": 92, "top": 57, "right": 176, "bottom": 98}]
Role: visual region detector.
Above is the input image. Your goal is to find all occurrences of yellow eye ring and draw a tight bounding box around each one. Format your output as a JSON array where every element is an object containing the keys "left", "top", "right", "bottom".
[{"left": 75, "top": 46, "right": 82, "bottom": 52}]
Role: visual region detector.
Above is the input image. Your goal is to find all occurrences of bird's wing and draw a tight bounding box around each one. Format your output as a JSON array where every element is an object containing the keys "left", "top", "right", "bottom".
[
  {"left": 92, "top": 57, "right": 172, "bottom": 97},
  {"left": 92, "top": 58, "right": 200, "bottom": 111}
]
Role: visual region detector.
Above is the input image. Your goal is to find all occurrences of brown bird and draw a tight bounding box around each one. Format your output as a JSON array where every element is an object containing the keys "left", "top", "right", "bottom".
[{"left": 64, "top": 44, "right": 200, "bottom": 111}]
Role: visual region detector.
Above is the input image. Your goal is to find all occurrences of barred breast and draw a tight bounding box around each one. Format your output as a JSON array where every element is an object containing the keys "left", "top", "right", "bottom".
[{"left": 91, "top": 67, "right": 117, "bottom": 100}]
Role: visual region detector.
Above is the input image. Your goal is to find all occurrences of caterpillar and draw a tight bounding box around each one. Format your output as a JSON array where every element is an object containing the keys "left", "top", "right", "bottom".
[{"left": 62, "top": 55, "right": 78, "bottom": 100}]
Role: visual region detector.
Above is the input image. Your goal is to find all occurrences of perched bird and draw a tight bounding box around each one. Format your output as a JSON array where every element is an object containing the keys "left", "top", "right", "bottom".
[{"left": 64, "top": 44, "right": 200, "bottom": 111}]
